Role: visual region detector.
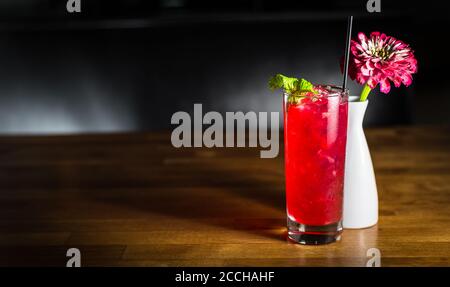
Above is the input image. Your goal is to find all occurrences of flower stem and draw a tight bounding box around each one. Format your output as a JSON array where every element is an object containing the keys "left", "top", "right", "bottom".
[{"left": 359, "top": 83, "right": 372, "bottom": 102}]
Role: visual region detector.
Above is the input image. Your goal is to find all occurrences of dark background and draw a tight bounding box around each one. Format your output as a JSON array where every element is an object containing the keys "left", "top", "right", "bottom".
[{"left": 0, "top": 0, "right": 448, "bottom": 134}]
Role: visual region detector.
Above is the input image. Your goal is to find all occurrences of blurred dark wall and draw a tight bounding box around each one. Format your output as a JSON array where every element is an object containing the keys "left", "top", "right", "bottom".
[{"left": 0, "top": 0, "right": 448, "bottom": 134}]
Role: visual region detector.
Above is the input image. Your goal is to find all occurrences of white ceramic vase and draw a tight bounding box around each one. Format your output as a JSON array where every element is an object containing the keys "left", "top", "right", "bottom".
[{"left": 343, "top": 96, "right": 378, "bottom": 229}]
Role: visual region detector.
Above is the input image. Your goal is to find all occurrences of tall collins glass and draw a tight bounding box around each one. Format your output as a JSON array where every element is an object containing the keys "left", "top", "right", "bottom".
[{"left": 284, "top": 85, "right": 348, "bottom": 244}]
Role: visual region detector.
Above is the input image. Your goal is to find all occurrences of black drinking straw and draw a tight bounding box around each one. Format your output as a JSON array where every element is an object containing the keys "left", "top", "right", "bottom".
[{"left": 342, "top": 16, "right": 353, "bottom": 91}]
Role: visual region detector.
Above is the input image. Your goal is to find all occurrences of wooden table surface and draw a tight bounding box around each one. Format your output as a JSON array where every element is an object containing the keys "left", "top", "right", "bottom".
[{"left": 0, "top": 126, "right": 449, "bottom": 267}]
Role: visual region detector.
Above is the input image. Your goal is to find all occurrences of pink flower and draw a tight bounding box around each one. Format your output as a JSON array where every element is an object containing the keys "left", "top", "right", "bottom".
[{"left": 346, "top": 32, "right": 418, "bottom": 94}]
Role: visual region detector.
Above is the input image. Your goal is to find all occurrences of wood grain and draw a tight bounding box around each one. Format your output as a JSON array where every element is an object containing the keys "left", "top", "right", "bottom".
[{"left": 0, "top": 126, "right": 449, "bottom": 266}]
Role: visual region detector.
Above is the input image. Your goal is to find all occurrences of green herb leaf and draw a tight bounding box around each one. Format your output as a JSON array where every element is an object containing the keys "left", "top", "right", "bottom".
[
  {"left": 268, "top": 74, "right": 317, "bottom": 95},
  {"left": 269, "top": 74, "right": 298, "bottom": 92},
  {"left": 297, "top": 78, "right": 316, "bottom": 94}
]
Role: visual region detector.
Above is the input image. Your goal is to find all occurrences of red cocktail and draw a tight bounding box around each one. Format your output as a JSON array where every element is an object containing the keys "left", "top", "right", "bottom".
[{"left": 284, "top": 85, "right": 348, "bottom": 244}]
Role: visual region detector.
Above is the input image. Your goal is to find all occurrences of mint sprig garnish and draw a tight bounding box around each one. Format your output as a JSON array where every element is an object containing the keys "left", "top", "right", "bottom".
[{"left": 268, "top": 74, "right": 317, "bottom": 104}]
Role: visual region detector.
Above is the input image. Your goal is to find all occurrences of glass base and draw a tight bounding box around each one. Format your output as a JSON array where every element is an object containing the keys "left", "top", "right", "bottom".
[{"left": 287, "top": 217, "right": 342, "bottom": 245}]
